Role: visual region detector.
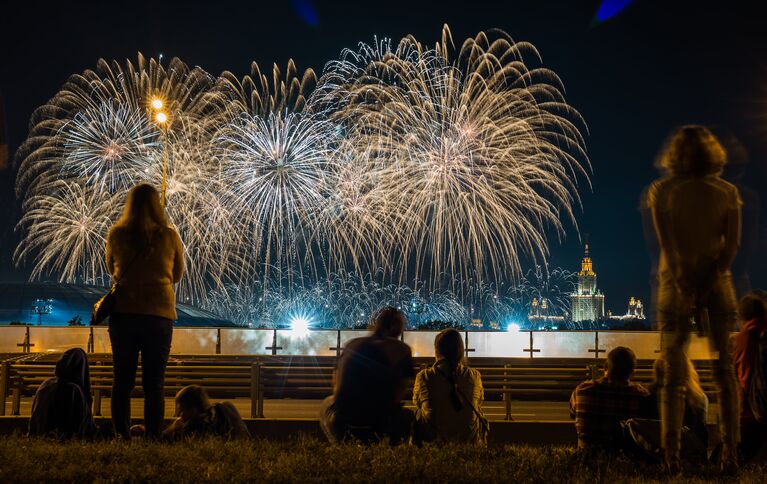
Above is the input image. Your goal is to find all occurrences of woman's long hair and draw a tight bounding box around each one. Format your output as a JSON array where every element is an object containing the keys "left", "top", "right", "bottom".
[
  {"left": 656, "top": 125, "right": 727, "bottom": 177},
  {"left": 652, "top": 357, "right": 707, "bottom": 407},
  {"left": 435, "top": 328, "right": 465, "bottom": 411},
  {"left": 110, "top": 184, "right": 168, "bottom": 247}
]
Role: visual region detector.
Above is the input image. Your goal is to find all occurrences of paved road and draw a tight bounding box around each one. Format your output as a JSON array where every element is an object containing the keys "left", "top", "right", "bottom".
[
  {"left": 7, "top": 398, "right": 722, "bottom": 423},
  {"left": 7, "top": 398, "right": 572, "bottom": 421}
]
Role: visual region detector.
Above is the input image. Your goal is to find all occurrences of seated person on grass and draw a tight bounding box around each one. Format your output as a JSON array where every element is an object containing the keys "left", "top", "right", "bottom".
[
  {"left": 162, "top": 385, "right": 249, "bottom": 440},
  {"left": 29, "top": 348, "right": 96, "bottom": 440},
  {"left": 570, "top": 346, "right": 649, "bottom": 450},
  {"left": 640, "top": 356, "right": 709, "bottom": 459},
  {"left": 733, "top": 292, "right": 767, "bottom": 462},
  {"left": 413, "top": 328, "right": 487, "bottom": 445},
  {"left": 320, "top": 307, "right": 415, "bottom": 444}
]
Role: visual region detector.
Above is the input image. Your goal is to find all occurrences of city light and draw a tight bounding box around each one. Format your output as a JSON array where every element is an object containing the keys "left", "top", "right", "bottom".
[
  {"left": 507, "top": 322, "right": 520, "bottom": 333},
  {"left": 155, "top": 111, "right": 168, "bottom": 124},
  {"left": 151, "top": 98, "right": 164, "bottom": 110},
  {"left": 289, "top": 315, "right": 311, "bottom": 339}
]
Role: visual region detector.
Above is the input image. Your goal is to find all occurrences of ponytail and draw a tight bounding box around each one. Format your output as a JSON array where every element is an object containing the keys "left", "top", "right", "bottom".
[{"left": 435, "top": 329, "right": 465, "bottom": 412}]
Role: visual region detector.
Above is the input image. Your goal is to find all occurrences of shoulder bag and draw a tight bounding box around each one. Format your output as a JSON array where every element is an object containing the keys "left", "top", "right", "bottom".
[{"left": 90, "top": 242, "right": 149, "bottom": 325}]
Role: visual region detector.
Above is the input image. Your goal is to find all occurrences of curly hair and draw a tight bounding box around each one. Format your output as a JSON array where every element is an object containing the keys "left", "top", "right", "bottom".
[
  {"left": 656, "top": 125, "right": 727, "bottom": 177},
  {"left": 370, "top": 306, "right": 407, "bottom": 337}
]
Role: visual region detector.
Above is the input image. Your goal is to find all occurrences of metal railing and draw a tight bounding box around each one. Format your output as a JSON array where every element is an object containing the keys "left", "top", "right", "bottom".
[{"left": 0, "top": 326, "right": 723, "bottom": 360}]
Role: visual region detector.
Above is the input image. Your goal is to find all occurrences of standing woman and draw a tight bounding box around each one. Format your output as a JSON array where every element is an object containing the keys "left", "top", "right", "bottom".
[
  {"left": 648, "top": 126, "right": 741, "bottom": 472},
  {"left": 106, "top": 184, "right": 184, "bottom": 439}
]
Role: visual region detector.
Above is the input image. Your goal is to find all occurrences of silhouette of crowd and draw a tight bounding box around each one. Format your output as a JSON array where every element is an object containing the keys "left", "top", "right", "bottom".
[{"left": 24, "top": 126, "right": 767, "bottom": 476}]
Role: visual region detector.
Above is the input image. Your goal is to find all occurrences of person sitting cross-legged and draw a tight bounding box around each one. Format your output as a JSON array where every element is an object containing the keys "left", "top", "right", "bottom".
[
  {"left": 320, "top": 307, "right": 416, "bottom": 444},
  {"left": 162, "top": 385, "right": 249, "bottom": 441},
  {"left": 570, "top": 346, "right": 650, "bottom": 451},
  {"left": 413, "top": 328, "right": 487, "bottom": 445}
]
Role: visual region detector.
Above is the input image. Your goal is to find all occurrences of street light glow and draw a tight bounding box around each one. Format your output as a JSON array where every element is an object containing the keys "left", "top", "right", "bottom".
[
  {"left": 151, "top": 98, "right": 164, "bottom": 110},
  {"left": 155, "top": 111, "right": 168, "bottom": 124},
  {"left": 289, "top": 315, "right": 311, "bottom": 339}
]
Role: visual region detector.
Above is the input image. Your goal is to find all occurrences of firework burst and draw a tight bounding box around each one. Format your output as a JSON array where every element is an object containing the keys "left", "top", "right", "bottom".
[
  {"left": 15, "top": 182, "right": 117, "bottom": 283},
  {"left": 210, "top": 61, "right": 340, "bottom": 288},
  {"left": 15, "top": 27, "right": 589, "bottom": 321},
  {"left": 324, "top": 25, "right": 589, "bottom": 293}
]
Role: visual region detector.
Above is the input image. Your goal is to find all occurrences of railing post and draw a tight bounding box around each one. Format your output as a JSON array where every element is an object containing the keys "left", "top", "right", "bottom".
[
  {"left": 0, "top": 361, "right": 9, "bottom": 416},
  {"left": 93, "top": 389, "right": 102, "bottom": 416},
  {"left": 523, "top": 331, "right": 540, "bottom": 358},
  {"left": 265, "top": 329, "right": 282, "bottom": 356},
  {"left": 588, "top": 331, "right": 605, "bottom": 361},
  {"left": 463, "top": 331, "right": 475, "bottom": 359},
  {"left": 216, "top": 328, "right": 222, "bottom": 355},
  {"left": 504, "top": 363, "right": 512, "bottom": 421},
  {"left": 329, "top": 330, "right": 342, "bottom": 358},
  {"left": 87, "top": 327, "right": 94, "bottom": 353},
  {"left": 251, "top": 360, "right": 264, "bottom": 418},
  {"left": 11, "top": 388, "right": 21, "bottom": 415},
  {"left": 17, "top": 326, "right": 34, "bottom": 353}
]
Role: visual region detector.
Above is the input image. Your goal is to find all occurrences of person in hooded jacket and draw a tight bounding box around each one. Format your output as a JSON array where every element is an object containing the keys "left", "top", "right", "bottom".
[{"left": 29, "top": 348, "right": 96, "bottom": 439}]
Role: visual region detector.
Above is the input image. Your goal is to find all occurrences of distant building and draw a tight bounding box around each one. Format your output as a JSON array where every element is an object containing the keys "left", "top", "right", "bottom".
[
  {"left": 626, "top": 297, "right": 645, "bottom": 319},
  {"left": 570, "top": 244, "right": 605, "bottom": 322},
  {"left": 528, "top": 297, "right": 566, "bottom": 324},
  {"left": 610, "top": 296, "right": 646, "bottom": 321}
]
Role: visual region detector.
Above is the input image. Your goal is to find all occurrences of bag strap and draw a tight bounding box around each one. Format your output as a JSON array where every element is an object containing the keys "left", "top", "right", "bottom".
[
  {"left": 435, "top": 365, "right": 489, "bottom": 433},
  {"left": 112, "top": 233, "right": 154, "bottom": 286}
]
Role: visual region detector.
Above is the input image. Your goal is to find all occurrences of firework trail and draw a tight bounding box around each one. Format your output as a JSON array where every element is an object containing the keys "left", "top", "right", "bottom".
[
  {"left": 323, "top": 25, "right": 589, "bottom": 293},
  {"left": 209, "top": 61, "right": 341, "bottom": 289},
  {"left": 14, "top": 181, "right": 118, "bottom": 283}
]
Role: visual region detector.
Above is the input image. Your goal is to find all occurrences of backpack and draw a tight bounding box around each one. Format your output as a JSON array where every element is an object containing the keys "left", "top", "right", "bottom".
[
  {"left": 621, "top": 418, "right": 707, "bottom": 463},
  {"left": 747, "top": 331, "right": 767, "bottom": 423}
]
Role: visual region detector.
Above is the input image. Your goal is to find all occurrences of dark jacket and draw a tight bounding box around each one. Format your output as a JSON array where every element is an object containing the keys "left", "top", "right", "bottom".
[
  {"left": 164, "top": 402, "right": 250, "bottom": 440},
  {"left": 29, "top": 348, "right": 96, "bottom": 439}
]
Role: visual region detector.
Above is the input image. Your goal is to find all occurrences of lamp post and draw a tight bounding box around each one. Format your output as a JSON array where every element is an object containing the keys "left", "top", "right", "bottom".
[
  {"left": 150, "top": 98, "right": 169, "bottom": 206},
  {"left": 32, "top": 298, "right": 53, "bottom": 325}
]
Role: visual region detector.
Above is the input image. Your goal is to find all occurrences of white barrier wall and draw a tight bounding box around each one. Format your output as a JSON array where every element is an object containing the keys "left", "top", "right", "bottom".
[{"left": 0, "top": 326, "right": 731, "bottom": 359}]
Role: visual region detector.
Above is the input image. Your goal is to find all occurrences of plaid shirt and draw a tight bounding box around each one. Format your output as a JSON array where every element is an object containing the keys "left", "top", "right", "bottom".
[{"left": 569, "top": 378, "right": 650, "bottom": 449}]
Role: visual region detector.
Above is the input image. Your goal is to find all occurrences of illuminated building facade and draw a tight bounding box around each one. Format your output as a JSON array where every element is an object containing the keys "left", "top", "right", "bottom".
[
  {"left": 608, "top": 297, "right": 647, "bottom": 322},
  {"left": 528, "top": 297, "right": 565, "bottom": 325},
  {"left": 570, "top": 244, "right": 605, "bottom": 322},
  {"left": 624, "top": 297, "right": 645, "bottom": 319}
]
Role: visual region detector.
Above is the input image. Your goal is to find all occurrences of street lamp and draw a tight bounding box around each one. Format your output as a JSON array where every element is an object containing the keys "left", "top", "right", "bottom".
[
  {"left": 150, "top": 97, "right": 170, "bottom": 206},
  {"left": 32, "top": 298, "right": 53, "bottom": 325}
]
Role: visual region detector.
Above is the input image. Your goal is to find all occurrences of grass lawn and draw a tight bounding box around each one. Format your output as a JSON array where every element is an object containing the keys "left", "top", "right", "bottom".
[{"left": 0, "top": 436, "right": 763, "bottom": 483}]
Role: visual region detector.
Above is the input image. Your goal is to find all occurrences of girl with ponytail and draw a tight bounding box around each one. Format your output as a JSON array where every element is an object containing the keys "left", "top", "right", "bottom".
[{"left": 413, "top": 328, "right": 487, "bottom": 444}]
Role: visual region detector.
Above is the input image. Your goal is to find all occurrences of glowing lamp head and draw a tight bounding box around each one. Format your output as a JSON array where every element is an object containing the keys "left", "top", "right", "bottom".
[
  {"left": 155, "top": 112, "right": 168, "bottom": 124},
  {"left": 507, "top": 322, "right": 520, "bottom": 333},
  {"left": 289, "top": 316, "right": 311, "bottom": 339},
  {"left": 151, "top": 98, "right": 164, "bottom": 110}
]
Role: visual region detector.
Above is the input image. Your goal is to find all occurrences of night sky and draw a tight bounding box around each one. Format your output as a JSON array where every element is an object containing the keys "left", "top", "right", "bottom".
[{"left": 1, "top": 0, "right": 765, "bottom": 314}]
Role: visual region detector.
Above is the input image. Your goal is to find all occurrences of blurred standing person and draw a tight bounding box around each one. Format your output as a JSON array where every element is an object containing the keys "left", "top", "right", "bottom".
[
  {"left": 107, "top": 184, "right": 184, "bottom": 439},
  {"left": 648, "top": 126, "right": 741, "bottom": 473},
  {"left": 715, "top": 129, "right": 761, "bottom": 299}
]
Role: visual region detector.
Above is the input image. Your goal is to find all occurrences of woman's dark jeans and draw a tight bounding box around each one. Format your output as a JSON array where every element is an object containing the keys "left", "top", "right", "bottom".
[{"left": 108, "top": 314, "right": 173, "bottom": 439}]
